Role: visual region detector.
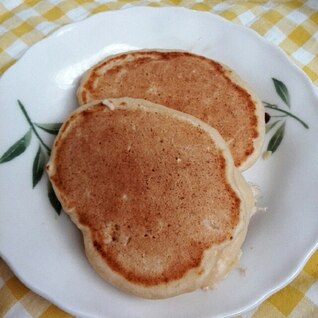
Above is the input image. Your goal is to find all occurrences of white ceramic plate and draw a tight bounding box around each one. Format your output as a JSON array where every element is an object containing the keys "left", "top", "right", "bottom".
[{"left": 0, "top": 7, "right": 317, "bottom": 318}]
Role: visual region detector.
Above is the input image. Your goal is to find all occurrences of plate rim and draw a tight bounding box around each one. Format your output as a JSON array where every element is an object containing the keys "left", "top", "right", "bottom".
[{"left": 1, "top": 6, "right": 318, "bottom": 318}]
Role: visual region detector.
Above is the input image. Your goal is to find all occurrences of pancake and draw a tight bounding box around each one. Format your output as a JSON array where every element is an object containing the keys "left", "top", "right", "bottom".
[
  {"left": 77, "top": 50, "right": 265, "bottom": 170},
  {"left": 47, "top": 97, "right": 254, "bottom": 299}
]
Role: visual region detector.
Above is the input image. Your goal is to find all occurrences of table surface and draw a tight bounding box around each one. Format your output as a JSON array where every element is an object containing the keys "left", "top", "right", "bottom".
[{"left": 0, "top": 1, "right": 317, "bottom": 317}]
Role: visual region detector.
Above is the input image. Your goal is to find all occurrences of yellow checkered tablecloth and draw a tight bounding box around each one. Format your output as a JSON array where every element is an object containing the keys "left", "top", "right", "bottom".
[{"left": 0, "top": 1, "right": 317, "bottom": 317}]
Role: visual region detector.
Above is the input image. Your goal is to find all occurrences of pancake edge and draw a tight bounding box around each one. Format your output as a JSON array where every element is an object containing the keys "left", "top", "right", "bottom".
[
  {"left": 76, "top": 49, "right": 265, "bottom": 171},
  {"left": 47, "top": 97, "right": 255, "bottom": 299}
]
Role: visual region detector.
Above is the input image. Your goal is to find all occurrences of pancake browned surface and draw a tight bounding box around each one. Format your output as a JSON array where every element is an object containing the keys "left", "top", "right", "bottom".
[
  {"left": 47, "top": 98, "right": 254, "bottom": 299},
  {"left": 78, "top": 50, "right": 264, "bottom": 170}
]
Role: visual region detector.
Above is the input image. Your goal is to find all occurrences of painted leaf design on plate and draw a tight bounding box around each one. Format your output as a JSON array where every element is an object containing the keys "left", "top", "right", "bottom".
[
  {"left": 0, "top": 129, "right": 32, "bottom": 163},
  {"left": 35, "top": 123, "right": 62, "bottom": 135},
  {"left": 265, "top": 120, "right": 281, "bottom": 133},
  {"left": 272, "top": 78, "right": 290, "bottom": 108},
  {"left": 0, "top": 100, "right": 64, "bottom": 215},
  {"left": 48, "top": 180, "right": 62, "bottom": 215},
  {"left": 264, "top": 103, "right": 309, "bottom": 129},
  {"left": 32, "top": 145, "right": 47, "bottom": 188},
  {"left": 263, "top": 78, "right": 309, "bottom": 159},
  {"left": 267, "top": 122, "right": 285, "bottom": 153}
]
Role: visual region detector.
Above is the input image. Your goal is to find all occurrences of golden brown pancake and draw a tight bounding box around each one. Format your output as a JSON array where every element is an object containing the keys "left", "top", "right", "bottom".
[
  {"left": 47, "top": 98, "right": 254, "bottom": 299},
  {"left": 77, "top": 50, "right": 264, "bottom": 170}
]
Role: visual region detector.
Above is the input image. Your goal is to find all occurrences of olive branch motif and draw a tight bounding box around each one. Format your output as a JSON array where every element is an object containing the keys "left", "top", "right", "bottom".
[
  {"left": 0, "top": 100, "right": 62, "bottom": 214},
  {"left": 262, "top": 78, "right": 309, "bottom": 159}
]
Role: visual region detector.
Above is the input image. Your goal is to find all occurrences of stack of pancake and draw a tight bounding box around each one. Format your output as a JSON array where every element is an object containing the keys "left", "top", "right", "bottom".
[{"left": 47, "top": 51, "right": 264, "bottom": 299}]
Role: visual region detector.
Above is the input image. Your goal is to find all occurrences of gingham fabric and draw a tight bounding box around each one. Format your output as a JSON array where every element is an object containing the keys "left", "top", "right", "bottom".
[{"left": 0, "top": 1, "right": 317, "bottom": 317}]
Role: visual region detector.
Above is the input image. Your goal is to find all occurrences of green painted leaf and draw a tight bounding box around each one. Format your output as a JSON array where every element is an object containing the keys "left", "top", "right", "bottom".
[
  {"left": 264, "top": 104, "right": 309, "bottom": 129},
  {"left": 35, "top": 123, "right": 62, "bottom": 135},
  {"left": 32, "top": 145, "right": 47, "bottom": 188},
  {"left": 48, "top": 180, "right": 61, "bottom": 215},
  {"left": 272, "top": 78, "right": 290, "bottom": 108},
  {"left": 267, "top": 122, "right": 285, "bottom": 153},
  {"left": 0, "top": 129, "right": 32, "bottom": 163},
  {"left": 266, "top": 120, "right": 281, "bottom": 133}
]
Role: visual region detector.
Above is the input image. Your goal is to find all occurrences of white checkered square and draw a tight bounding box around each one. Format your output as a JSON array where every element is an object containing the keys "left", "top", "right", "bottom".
[
  {"left": 287, "top": 10, "right": 308, "bottom": 24},
  {"left": 66, "top": 7, "right": 89, "bottom": 22},
  {"left": 292, "top": 47, "right": 315, "bottom": 64},
  {"left": 306, "top": 281, "right": 318, "bottom": 306},
  {"left": 0, "top": 24, "right": 7, "bottom": 35},
  {"left": 2, "top": 0, "right": 22, "bottom": 10},
  {"left": 307, "top": 0, "right": 318, "bottom": 10},
  {"left": 5, "top": 39, "right": 28, "bottom": 58},
  {"left": 4, "top": 303, "right": 32, "bottom": 318},
  {"left": 16, "top": 8, "right": 38, "bottom": 21},
  {"left": 262, "top": 2, "right": 276, "bottom": 10},
  {"left": 36, "top": 21, "right": 57, "bottom": 35},
  {"left": 46, "top": 0, "right": 63, "bottom": 4},
  {"left": 238, "top": 10, "right": 256, "bottom": 26},
  {"left": 213, "top": 3, "right": 232, "bottom": 11},
  {"left": 264, "top": 26, "right": 286, "bottom": 45}
]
